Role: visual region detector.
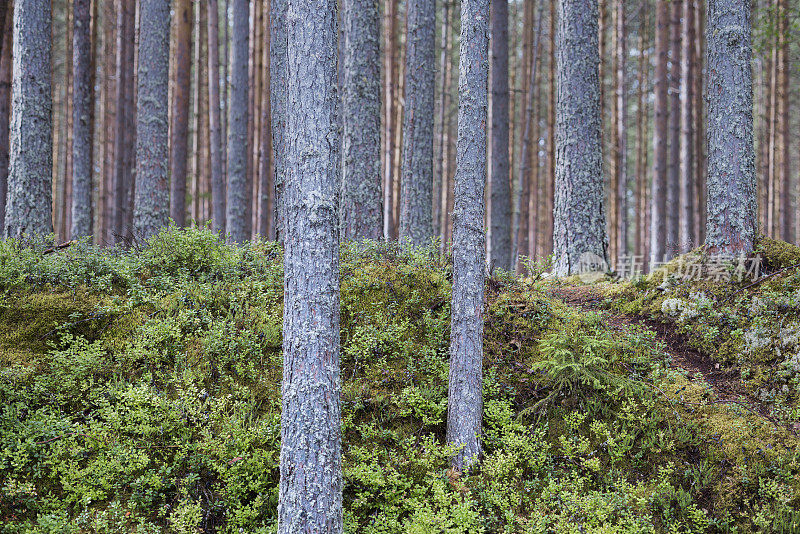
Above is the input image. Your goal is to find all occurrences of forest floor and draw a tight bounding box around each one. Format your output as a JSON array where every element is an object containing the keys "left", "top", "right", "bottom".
[{"left": 1, "top": 229, "right": 800, "bottom": 533}]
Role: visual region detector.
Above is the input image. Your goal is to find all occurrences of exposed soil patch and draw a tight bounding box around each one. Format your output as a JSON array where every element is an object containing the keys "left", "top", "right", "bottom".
[{"left": 549, "top": 285, "right": 789, "bottom": 432}]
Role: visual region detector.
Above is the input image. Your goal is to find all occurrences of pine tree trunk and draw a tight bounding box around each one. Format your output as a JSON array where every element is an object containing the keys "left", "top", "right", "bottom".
[
  {"left": 71, "top": 0, "right": 92, "bottom": 239},
  {"left": 0, "top": 1, "right": 12, "bottom": 231},
  {"left": 100, "top": 0, "right": 115, "bottom": 244},
  {"left": 259, "top": 3, "right": 271, "bottom": 238},
  {"left": 4, "top": 0, "right": 52, "bottom": 238},
  {"left": 398, "top": 0, "right": 435, "bottom": 245},
  {"left": 382, "top": 0, "right": 398, "bottom": 240},
  {"left": 113, "top": 0, "right": 135, "bottom": 242},
  {"left": 666, "top": 0, "right": 681, "bottom": 253},
  {"left": 341, "top": 0, "right": 382, "bottom": 240},
  {"left": 133, "top": 0, "right": 170, "bottom": 239},
  {"left": 613, "top": 0, "right": 626, "bottom": 261},
  {"left": 678, "top": 0, "right": 695, "bottom": 252},
  {"left": 544, "top": 0, "right": 555, "bottom": 258},
  {"left": 448, "top": 0, "right": 489, "bottom": 472},
  {"left": 433, "top": 0, "right": 450, "bottom": 239},
  {"left": 490, "top": 0, "right": 511, "bottom": 270},
  {"left": 778, "top": 0, "right": 790, "bottom": 242},
  {"left": 225, "top": 0, "right": 250, "bottom": 242},
  {"left": 634, "top": 10, "right": 649, "bottom": 263},
  {"left": 553, "top": 0, "right": 608, "bottom": 276},
  {"left": 277, "top": 0, "right": 342, "bottom": 531},
  {"left": 649, "top": 0, "right": 669, "bottom": 267},
  {"left": 705, "top": 0, "right": 756, "bottom": 253},
  {"left": 170, "top": 0, "right": 192, "bottom": 227},
  {"left": 206, "top": 0, "right": 225, "bottom": 234},
  {"left": 693, "top": 0, "right": 705, "bottom": 244},
  {"left": 270, "top": 0, "right": 287, "bottom": 242}
]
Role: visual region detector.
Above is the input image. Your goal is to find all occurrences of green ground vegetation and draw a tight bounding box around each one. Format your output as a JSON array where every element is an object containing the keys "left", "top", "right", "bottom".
[{"left": 0, "top": 228, "right": 798, "bottom": 533}]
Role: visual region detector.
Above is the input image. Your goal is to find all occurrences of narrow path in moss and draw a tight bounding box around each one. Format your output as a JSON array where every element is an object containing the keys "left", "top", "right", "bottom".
[{"left": 549, "top": 285, "right": 793, "bottom": 434}]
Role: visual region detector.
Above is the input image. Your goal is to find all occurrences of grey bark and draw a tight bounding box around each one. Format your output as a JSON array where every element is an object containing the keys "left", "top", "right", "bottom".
[
  {"left": 0, "top": 1, "right": 12, "bottom": 231},
  {"left": 270, "top": 0, "right": 287, "bottom": 243},
  {"left": 226, "top": 0, "right": 250, "bottom": 243},
  {"left": 277, "top": 0, "right": 342, "bottom": 531},
  {"left": 4, "top": 0, "right": 52, "bottom": 239},
  {"left": 113, "top": 0, "right": 135, "bottom": 242},
  {"left": 447, "top": 0, "right": 489, "bottom": 472},
  {"left": 490, "top": 0, "right": 511, "bottom": 270},
  {"left": 207, "top": 0, "right": 225, "bottom": 234},
  {"left": 433, "top": 0, "right": 450, "bottom": 238},
  {"left": 552, "top": 0, "right": 608, "bottom": 276},
  {"left": 133, "top": 0, "right": 170, "bottom": 240},
  {"left": 398, "top": 0, "right": 435, "bottom": 245},
  {"left": 678, "top": 0, "right": 695, "bottom": 252},
  {"left": 70, "top": 0, "right": 92, "bottom": 239},
  {"left": 169, "top": 0, "right": 192, "bottom": 227},
  {"left": 613, "top": 0, "right": 626, "bottom": 260},
  {"left": 649, "top": 0, "right": 669, "bottom": 268},
  {"left": 666, "top": 0, "right": 681, "bottom": 253},
  {"left": 705, "top": 0, "right": 756, "bottom": 253},
  {"left": 340, "top": 0, "right": 382, "bottom": 240}
]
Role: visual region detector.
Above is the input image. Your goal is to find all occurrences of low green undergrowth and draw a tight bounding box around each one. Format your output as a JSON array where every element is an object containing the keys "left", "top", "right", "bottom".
[{"left": 0, "top": 228, "right": 798, "bottom": 533}]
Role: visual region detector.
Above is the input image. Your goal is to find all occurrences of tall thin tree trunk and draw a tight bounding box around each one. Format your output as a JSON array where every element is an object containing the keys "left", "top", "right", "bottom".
[
  {"left": 71, "top": 0, "right": 92, "bottom": 238},
  {"left": 693, "top": 0, "right": 705, "bottom": 244},
  {"left": 705, "top": 0, "right": 756, "bottom": 253},
  {"left": 553, "top": 0, "right": 608, "bottom": 276},
  {"left": 679, "top": 0, "right": 695, "bottom": 251},
  {"left": 170, "top": 0, "right": 192, "bottom": 227},
  {"left": 341, "top": 0, "right": 382, "bottom": 240},
  {"left": 133, "top": 0, "right": 170, "bottom": 239},
  {"left": 270, "top": 0, "right": 287, "bottom": 242},
  {"left": 666, "top": 0, "right": 682, "bottom": 253},
  {"left": 634, "top": 8, "right": 649, "bottom": 262},
  {"left": 613, "top": 0, "right": 627, "bottom": 261},
  {"left": 226, "top": 0, "right": 250, "bottom": 242},
  {"left": 0, "top": 1, "right": 12, "bottom": 231},
  {"left": 649, "top": 0, "right": 669, "bottom": 268},
  {"left": 778, "top": 0, "right": 790, "bottom": 242},
  {"left": 439, "top": 10, "right": 454, "bottom": 251},
  {"left": 490, "top": 0, "right": 511, "bottom": 270},
  {"left": 433, "top": 0, "right": 450, "bottom": 239},
  {"left": 448, "top": 0, "right": 489, "bottom": 472},
  {"left": 382, "top": 0, "right": 398, "bottom": 240},
  {"left": 207, "top": 0, "right": 224, "bottom": 234},
  {"left": 544, "top": 0, "right": 555, "bottom": 258},
  {"left": 277, "top": 0, "right": 342, "bottom": 530},
  {"left": 259, "top": 3, "right": 271, "bottom": 238},
  {"left": 398, "top": 0, "right": 435, "bottom": 245},
  {"left": 101, "top": 0, "right": 116, "bottom": 244},
  {"left": 113, "top": 0, "right": 135, "bottom": 242},
  {"left": 5, "top": 0, "right": 52, "bottom": 238}
]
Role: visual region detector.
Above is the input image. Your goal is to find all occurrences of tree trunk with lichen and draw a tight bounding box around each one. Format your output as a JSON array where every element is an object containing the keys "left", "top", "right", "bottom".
[
  {"left": 133, "top": 0, "right": 170, "bottom": 240},
  {"left": 704, "top": 0, "right": 756, "bottom": 254},
  {"left": 552, "top": 0, "right": 608, "bottom": 276},
  {"left": 398, "top": 0, "right": 435, "bottom": 245},
  {"left": 4, "top": 0, "right": 52, "bottom": 239},
  {"left": 276, "top": 0, "right": 342, "bottom": 531},
  {"left": 341, "top": 0, "right": 382, "bottom": 240},
  {"left": 447, "top": 0, "right": 488, "bottom": 473},
  {"left": 490, "top": 0, "right": 511, "bottom": 271},
  {"left": 0, "top": 1, "right": 12, "bottom": 231},
  {"left": 170, "top": 0, "right": 192, "bottom": 227},
  {"left": 270, "top": 0, "right": 287, "bottom": 243},
  {"left": 71, "top": 0, "right": 92, "bottom": 239},
  {"left": 226, "top": 0, "right": 250, "bottom": 243}
]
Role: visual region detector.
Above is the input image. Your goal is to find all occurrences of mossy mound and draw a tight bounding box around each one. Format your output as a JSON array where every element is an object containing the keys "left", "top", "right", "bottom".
[{"left": 1, "top": 228, "right": 798, "bottom": 533}]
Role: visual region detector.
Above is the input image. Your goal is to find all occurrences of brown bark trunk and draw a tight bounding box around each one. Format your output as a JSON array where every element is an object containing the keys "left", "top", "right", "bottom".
[{"left": 170, "top": 0, "right": 192, "bottom": 227}]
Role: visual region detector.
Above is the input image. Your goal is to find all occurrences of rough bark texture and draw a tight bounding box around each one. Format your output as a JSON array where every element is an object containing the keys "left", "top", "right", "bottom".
[
  {"left": 678, "top": 0, "right": 695, "bottom": 252},
  {"left": 382, "top": 0, "right": 399, "bottom": 239},
  {"left": 113, "top": 0, "right": 135, "bottom": 242},
  {"left": 4, "top": 0, "right": 52, "bottom": 238},
  {"left": 490, "top": 0, "right": 511, "bottom": 270},
  {"left": 552, "top": 0, "right": 608, "bottom": 276},
  {"left": 649, "top": 0, "right": 669, "bottom": 267},
  {"left": 170, "top": 0, "right": 192, "bottom": 227},
  {"left": 133, "top": 0, "right": 170, "bottom": 240},
  {"left": 613, "top": 0, "right": 626, "bottom": 260},
  {"left": 277, "top": 0, "right": 342, "bottom": 530},
  {"left": 447, "top": 0, "right": 488, "bottom": 473},
  {"left": 666, "top": 0, "right": 681, "bottom": 253},
  {"left": 340, "top": 0, "right": 382, "bottom": 240},
  {"left": 226, "top": 0, "right": 250, "bottom": 243},
  {"left": 206, "top": 0, "right": 224, "bottom": 234},
  {"left": 433, "top": 0, "right": 450, "bottom": 238},
  {"left": 398, "top": 0, "right": 435, "bottom": 245},
  {"left": 270, "top": 0, "right": 287, "bottom": 243},
  {"left": 70, "top": 0, "right": 92, "bottom": 239},
  {"left": 704, "top": 0, "right": 756, "bottom": 253},
  {"left": 0, "top": 1, "right": 12, "bottom": 231}
]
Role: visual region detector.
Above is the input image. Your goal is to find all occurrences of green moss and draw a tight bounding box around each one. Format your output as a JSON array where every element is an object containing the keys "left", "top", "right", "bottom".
[{"left": 755, "top": 235, "right": 800, "bottom": 271}]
